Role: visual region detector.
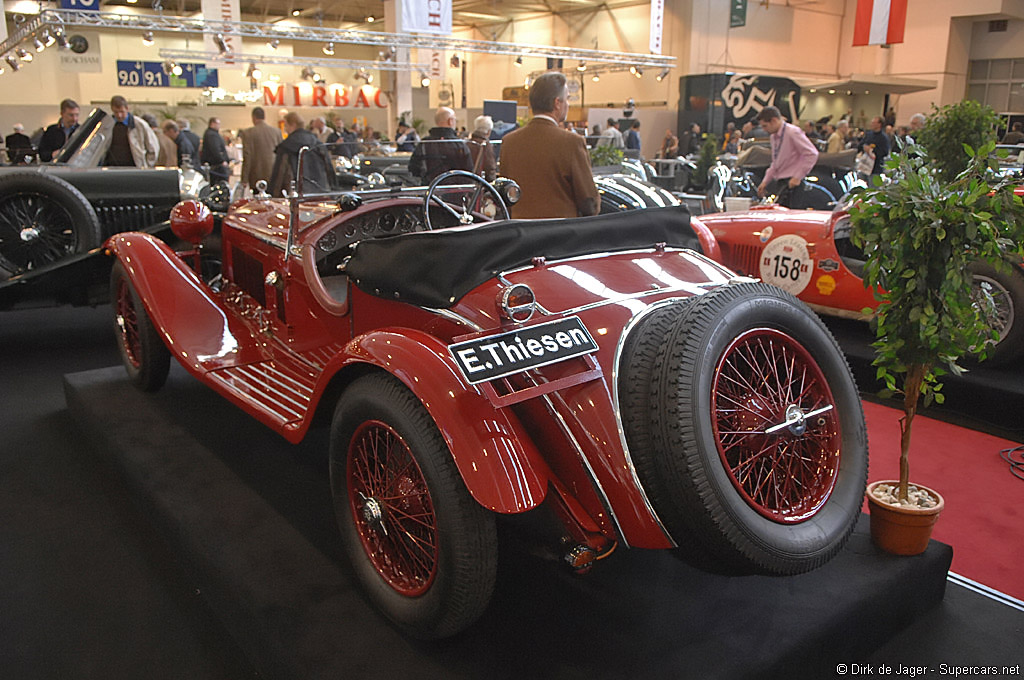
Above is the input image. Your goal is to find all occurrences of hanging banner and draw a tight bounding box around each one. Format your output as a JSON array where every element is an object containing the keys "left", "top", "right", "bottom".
[
  {"left": 853, "top": 0, "right": 908, "bottom": 46},
  {"left": 730, "top": 0, "right": 747, "bottom": 28},
  {"left": 649, "top": 0, "right": 664, "bottom": 54},
  {"left": 399, "top": 0, "right": 452, "bottom": 35},
  {"left": 201, "top": 0, "right": 241, "bottom": 59}
]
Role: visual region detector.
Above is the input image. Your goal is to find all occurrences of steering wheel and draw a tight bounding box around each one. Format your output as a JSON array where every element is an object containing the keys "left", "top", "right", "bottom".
[{"left": 423, "top": 170, "right": 509, "bottom": 231}]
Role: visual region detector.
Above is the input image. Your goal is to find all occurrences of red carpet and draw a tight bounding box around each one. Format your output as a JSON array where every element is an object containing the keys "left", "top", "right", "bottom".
[{"left": 861, "top": 400, "right": 1024, "bottom": 600}]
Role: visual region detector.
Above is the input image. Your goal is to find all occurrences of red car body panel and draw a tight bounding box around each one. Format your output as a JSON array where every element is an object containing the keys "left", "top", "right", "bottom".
[
  {"left": 698, "top": 206, "right": 877, "bottom": 319},
  {"left": 109, "top": 195, "right": 736, "bottom": 549}
]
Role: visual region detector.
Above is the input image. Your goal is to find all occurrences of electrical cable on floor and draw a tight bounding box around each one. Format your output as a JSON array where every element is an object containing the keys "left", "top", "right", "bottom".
[{"left": 998, "top": 445, "right": 1024, "bottom": 481}]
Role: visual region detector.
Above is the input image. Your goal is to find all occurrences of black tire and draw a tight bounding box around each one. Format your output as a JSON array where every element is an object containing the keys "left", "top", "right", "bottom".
[
  {"left": 329, "top": 373, "right": 497, "bottom": 639},
  {"left": 622, "top": 283, "right": 868, "bottom": 575},
  {"left": 968, "top": 260, "right": 1024, "bottom": 366},
  {"left": 110, "top": 261, "right": 170, "bottom": 392},
  {"left": 0, "top": 171, "right": 102, "bottom": 279}
]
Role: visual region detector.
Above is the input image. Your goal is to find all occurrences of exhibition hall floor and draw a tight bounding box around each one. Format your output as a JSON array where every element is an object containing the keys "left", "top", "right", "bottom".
[{"left": 2, "top": 304, "right": 1022, "bottom": 679}]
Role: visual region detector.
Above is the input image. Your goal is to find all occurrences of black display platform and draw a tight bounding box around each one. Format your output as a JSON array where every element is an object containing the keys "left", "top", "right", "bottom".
[{"left": 65, "top": 366, "right": 953, "bottom": 680}]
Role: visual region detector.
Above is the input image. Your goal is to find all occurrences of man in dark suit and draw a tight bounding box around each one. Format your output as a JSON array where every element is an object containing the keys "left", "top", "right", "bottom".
[
  {"left": 409, "top": 107, "right": 472, "bottom": 184},
  {"left": 6, "top": 123, "right": 34, "bottom": 163},
  {"left": 201, "top": 117, "right": 231, "bottom": 183},
  {"left": 499, "top": 71, "right": 600, "bottom": 218},
  {"left": 37, "top": 99, "right": 80, "bottom": 162}
]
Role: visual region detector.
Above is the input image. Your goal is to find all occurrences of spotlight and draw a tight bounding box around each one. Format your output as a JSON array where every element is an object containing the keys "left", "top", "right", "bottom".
[
  {"left": 301, "top": 65, "right": 315, "bottom": 80},
  {"left": 142, "top": 31, "right": 154, "bottom": 46},
  {"left": 591, "top": 73, "right": 600, "bottom": 82},
  {"left": 127, "top": 0, "right": 138, "bottom": 3},
  {"left": 366, "top": 15, "right": 375, "bottom": 22},
  {"left": 42, "top": 31, "right": 55, "bottom": 47},
  {"left": 656, "top": 68, "right": 670, "bottom": 81},
  {"left": 17, "top": 48, "right": 33, "bottom": 63},
  {"left": 629, "top": 65, "right": 637, "bottom": 75},
  {"left": 514, "top": 55, "right": 523, "bottom": 67},
  {"left": 33, "top": 36, "right": 45, "bottom": 52},
  {"left": 322, "top": 41, "right": 334, "bottom": 56},
  {"left": 267, "top": 38, "right": 280, "bottom": 50},
  {"left": 291, "top": 9, "right": 300, "bottom": 16},
  {"left": 419, "top": 72, "right": 430, "bottom": 87},
  {"left": 450, "top": 54, "right": 460, "bottom": 68},
  {"left": 163, "top": 59, "right": 182, "bottom": 76},
  {"left": 245, "top": 62, "right": 261, "bottom": 80},
  {"left": 6, "top": 54, "right": 20, "bottom": 71},
  {"left": 172, "top": 63, "right": 183, "bottom": 76},
  {"left": 213, "top": 33, "right": 230, "bottom": 54},
  {"left": 380, "top": 46, "right": 396, "bottom": 62},
  {"left": 365, "top": 72, "right": 373, "bottom": 84},
  {"left": 577, "top": 61, "right": 586, "bottom": 72},
  {"left": 524, "top": 76, "right": 531, "bottom": 89},
  {"left": 633, "top": 66, "right": 643, "bottom": 78},
  {"left": 55, "top": 31, "right": 69, "bottom": 49}
]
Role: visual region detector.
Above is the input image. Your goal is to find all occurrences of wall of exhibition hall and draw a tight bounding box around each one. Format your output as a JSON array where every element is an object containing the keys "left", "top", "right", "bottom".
[{"left": 1, "top": 0, "right": 1022, "bottom": 150}]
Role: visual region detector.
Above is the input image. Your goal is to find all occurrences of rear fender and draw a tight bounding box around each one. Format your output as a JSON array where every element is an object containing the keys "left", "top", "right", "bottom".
[
  {"left": 342, "top": 328, "right": 550, "bottom": 514},
  {"left": 106, "top": 232, "right": 246, "bottom": 371}
]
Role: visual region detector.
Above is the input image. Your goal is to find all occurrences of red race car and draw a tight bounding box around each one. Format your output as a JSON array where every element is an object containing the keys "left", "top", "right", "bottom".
[
  {"left": 699, "top": 203, "right": 1024, "bottom": 365},
  {"left": 107, "top": 169, "right": 868, "bottom": 638}
]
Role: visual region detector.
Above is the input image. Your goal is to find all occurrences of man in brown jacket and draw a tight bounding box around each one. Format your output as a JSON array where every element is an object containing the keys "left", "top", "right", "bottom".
[
  {"left": 499, "top": 71, "right": 599, "bottom": 218},
  {"left": 240, "top": 106, "right": 282, "bottom": 191}
]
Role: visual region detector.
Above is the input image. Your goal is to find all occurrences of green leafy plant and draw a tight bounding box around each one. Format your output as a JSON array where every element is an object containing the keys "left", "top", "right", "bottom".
[
  {"left": 692, "top": 134, "right": 719, "bottom": 188},
  {"left": 848, "top": 142, "right": 1024, "bottom": 502},
  {"left": 589, "top": 144, "right": 624, "bottom": 168},
  {"left": 915, "top": 100, "right": 1001, "bottom": 182}
]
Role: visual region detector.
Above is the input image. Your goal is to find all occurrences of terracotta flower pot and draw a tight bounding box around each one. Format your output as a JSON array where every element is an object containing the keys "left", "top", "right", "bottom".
[{"left": 866, "top": 480, "right": 945, "bottom": 556}]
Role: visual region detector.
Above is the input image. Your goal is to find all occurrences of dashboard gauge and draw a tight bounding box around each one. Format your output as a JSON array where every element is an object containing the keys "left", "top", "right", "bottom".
[{"left": 317, "top": 230, "right": 338, "bottom": 252}]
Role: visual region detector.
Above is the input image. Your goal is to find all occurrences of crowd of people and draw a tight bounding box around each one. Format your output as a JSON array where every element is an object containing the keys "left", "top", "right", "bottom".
[{"left": 5, "top": 89, "right": 1023, "bottom": 216}]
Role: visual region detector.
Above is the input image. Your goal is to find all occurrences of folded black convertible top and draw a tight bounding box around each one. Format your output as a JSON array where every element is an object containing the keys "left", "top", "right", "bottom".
[{"left": 345, "top": 204, "right": 699, "bottom": 309}]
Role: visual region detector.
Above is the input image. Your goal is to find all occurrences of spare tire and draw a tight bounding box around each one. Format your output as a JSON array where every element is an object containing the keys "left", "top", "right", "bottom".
[
  {"left": 621, "top": 282, "right": 867, "bottom": 575},
  {"left": 0, "top": 171, "right": 102, "bottom": 280}
]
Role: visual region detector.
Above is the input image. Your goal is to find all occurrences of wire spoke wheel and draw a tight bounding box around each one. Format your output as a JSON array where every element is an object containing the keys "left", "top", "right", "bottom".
[
  {"left": 0, "top": 192, "right": 78, "bottom": 275},
  {"left": 712, "top": 328, "right": 841, "bottom": 523},
  {"left": 347, "top": 420, "right": 439, "bottom": 596},
  {"left": 114, "top": 275, "right": 143, "bottom": 369}
]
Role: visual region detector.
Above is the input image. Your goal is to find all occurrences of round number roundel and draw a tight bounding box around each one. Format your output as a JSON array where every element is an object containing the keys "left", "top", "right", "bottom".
[{"left": 759, "top": 234, "right": 813, "bottom": 295}]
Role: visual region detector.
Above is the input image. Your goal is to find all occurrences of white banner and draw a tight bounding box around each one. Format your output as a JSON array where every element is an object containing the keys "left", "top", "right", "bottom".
[
  {"left": 59, "top": 31, "right": 102, "bottom": 73},
  {"left": 202, "top": 0, "right": 241, "bottom": 60},
  {"left": 400, "top": 0, "right": 452, "bottom": 35},
  {"left": 649, "top": 0, "right": 664, "bottom": 54}
]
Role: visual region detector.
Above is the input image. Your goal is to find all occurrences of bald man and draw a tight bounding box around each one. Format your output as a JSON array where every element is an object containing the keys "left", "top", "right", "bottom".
[{"left": 408, "top": 106, "right": 472, "bottom": 184}]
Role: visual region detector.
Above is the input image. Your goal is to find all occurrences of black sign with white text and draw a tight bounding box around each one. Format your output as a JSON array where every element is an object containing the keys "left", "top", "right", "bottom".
[{"left": 448, "top": 317, "right": 598, "bottom": 385}]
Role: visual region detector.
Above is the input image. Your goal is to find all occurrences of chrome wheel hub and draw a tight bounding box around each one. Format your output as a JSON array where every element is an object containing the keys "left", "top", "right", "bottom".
[
  {"left": 20, "top": 225, "right": 41, "bottom": 242},
  {"left": 360, "top": 494, "right": 387, "bottom": 535}
]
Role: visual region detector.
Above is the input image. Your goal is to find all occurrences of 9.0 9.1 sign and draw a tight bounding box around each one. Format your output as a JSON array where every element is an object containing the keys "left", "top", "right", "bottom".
[{"left": 116, "top": 60, "right": 219, "bottom": 88}]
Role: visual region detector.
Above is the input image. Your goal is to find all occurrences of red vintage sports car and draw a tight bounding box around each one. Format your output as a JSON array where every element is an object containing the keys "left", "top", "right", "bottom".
[
  {"left": 699, "top": 202, "right": 1024, "bottom": 365},
  {"left": 107, "top": 169, "right": 868, "bottom": 638}
]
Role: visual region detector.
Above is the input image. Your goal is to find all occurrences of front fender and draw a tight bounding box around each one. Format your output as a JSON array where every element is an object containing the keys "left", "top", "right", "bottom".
[
  {"left": 106, "top": 232, "right": 252, "bottom": 374},
  {"left": 341, "top": 328, "right": 550, "bottom": 514}
]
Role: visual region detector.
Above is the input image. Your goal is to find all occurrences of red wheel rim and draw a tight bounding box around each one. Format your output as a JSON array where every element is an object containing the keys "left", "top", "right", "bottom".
[
  {"left": 115, "top": 277, "right": 143, "bottom": 369},
  {"left": 347, "top": 420, "right": 439, "bottom": 596},
  {"left": 711, "top": 328, "right": 841, "bottom": 523}
]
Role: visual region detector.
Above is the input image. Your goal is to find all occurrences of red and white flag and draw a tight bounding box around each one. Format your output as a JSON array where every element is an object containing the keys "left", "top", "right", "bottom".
[{"left": 853, "top": 0, "right": 908, "bottom": 46}]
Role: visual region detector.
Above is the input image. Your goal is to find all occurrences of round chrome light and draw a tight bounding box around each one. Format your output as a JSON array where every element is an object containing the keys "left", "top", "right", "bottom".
[{"left": 498, "top": 284, "right": 536, "bottom": 323}]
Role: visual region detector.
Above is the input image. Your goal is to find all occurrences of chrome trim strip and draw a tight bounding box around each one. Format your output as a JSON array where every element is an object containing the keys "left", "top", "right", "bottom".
[
  {"left": 537, "top": 388, "right": 629, "bottom": 548},
  {"left": 427, "top": 307, "right": 487, "bottom": 333},
  {"left": 499, "top": 246, "right": 694, "bottom": 277},
  {"left": 558, "top": 282, "right": 713, "bottom": 317},
  {"left": 609, "top": 298, "right": 694, "bottom": 548},
  {"left": 947, "top": 572, "right": 1024, "bottom": 612}
]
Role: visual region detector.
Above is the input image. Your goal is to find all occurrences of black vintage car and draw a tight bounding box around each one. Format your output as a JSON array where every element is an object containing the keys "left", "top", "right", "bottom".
[{"left": 0, "top": 108, "right": 219, "bottom": 309}]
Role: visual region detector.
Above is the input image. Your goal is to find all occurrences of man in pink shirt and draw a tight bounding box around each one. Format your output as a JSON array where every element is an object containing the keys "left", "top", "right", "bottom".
[{"left": 756, "top": 105, "right": 819, "bottom": 208}]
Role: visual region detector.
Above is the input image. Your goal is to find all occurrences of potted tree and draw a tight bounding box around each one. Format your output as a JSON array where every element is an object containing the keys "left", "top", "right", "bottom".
[{"left": 848, "top": 126, "right": 1024, "bottom": 554}]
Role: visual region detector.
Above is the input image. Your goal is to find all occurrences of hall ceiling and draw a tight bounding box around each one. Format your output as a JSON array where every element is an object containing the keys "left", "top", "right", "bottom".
[{"left": 104, "top": 0, "right": 649, "bottom": 31}]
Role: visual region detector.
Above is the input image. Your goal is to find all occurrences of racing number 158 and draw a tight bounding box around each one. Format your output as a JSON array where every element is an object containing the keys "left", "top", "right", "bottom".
[{"left": 771, "top": 254, "right": 802, "bottom": 281}]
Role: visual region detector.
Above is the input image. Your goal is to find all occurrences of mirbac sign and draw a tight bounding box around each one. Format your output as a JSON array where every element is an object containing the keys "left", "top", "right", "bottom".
[{"left": 262, "top": 83, "right": 389, "bottom": 108}]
